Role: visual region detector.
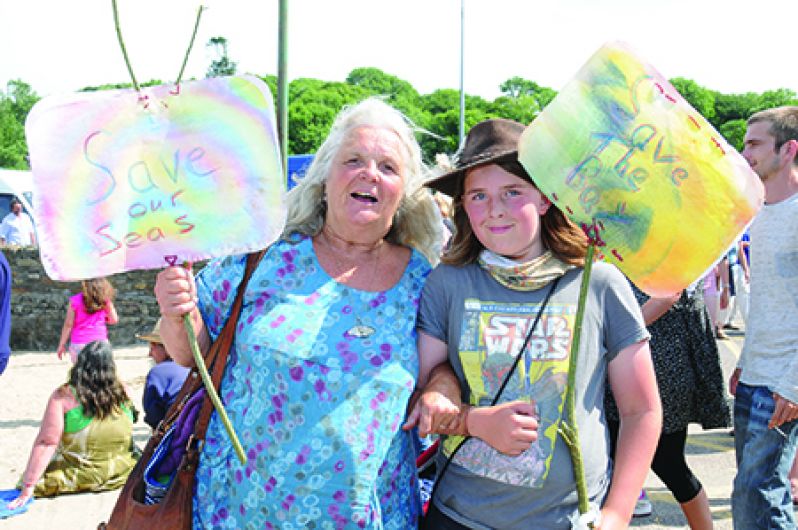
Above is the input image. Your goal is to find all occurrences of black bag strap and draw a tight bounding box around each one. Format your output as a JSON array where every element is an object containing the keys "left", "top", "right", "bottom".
[{"left": 428, "top": 276, "right": 561, "bottom": 506}]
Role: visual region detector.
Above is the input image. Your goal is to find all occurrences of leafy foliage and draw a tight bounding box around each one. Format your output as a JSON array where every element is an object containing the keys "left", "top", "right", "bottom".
[
  {"left": 0, "top": 80, "right": 40, "bottom": 169},
  {"left": 206, "top": 36, "right": 237, "bottom": 78},
  {"left": 1, "top": 66, "right": 795, "bottom": 171}
]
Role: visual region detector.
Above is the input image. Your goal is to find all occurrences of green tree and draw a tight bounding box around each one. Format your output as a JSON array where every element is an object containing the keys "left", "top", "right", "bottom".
[
  {"left": 713, "top": 91, "right": 761, "bottom": 125},
  {"left": 419, "top": 88, "right": 497, "bottom": 163},
  {"left": 206, "top": 36, "right": 237, "bottom": 78},
  {"left": 488, "top": 94, "right": 540, "bottom": 125},
  {"left": 258, "top": 74, "right": 278, "bottom": 104},
  {"left": 418, "top": 89, "right": 492, "bottom": 160},
  {"left": 0, "top": 80, "right": 40, "bottom": 169},
  {"left": 752, "top": 88, "right": 798, "bottom": 113},
  {"left": 719, "top": 119, "right": 747, "bottom": 152},
  {"left": 287, "top": 79, "right": 371, "bottom": 154},
  {"left": 79, "top": 79, "right": 164, "bottom": 92},
  {"left": 499, "top": 77, "right": 557, "bottom": 110},
  {"left": 670, "top": 77, "right": 716, "bottom": 123},
  {"left": 345, "top": 67, "right": 428, "bottom": 128}
]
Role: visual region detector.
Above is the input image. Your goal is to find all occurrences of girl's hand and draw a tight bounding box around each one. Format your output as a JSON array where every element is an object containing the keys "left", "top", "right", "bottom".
[
  {"left": 56, "top": 345, "right": 66, "bottom": 360},
  {"left": 154, "top": 264, "right": 197, "bottom": 319},
  {"left": 468, "top": 400, "right": 539, "bottom": 456},
  {"left": 596, "top": 508, "right": 625, "bottom": 530},
  {"left": 6, "top": 485, "right": 33, "bottom": 510}
]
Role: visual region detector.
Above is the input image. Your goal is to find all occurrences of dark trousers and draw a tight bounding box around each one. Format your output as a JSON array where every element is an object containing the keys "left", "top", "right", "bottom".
[{"left": 608, "top": 420, "right": 702, "bottom": 503}]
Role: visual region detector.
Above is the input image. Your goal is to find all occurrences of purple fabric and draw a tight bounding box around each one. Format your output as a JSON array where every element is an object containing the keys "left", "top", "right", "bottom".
[{"left": 156, "top": 388, "right": 206, "bottom": 477}]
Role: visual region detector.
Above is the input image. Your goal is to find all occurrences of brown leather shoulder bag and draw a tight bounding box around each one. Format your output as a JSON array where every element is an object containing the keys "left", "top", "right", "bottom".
[{"left": 100, "top": 251, "right": 263, "bottom": 529}]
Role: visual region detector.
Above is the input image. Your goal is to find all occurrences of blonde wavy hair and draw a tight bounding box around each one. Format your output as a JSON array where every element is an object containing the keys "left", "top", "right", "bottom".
[{"left": 281, "top": 97, "right": 441, "bottom": 264}]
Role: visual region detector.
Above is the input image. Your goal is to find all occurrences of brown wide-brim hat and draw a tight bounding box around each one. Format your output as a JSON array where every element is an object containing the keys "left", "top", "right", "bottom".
[
  {"left": 426, "top": 118, "right": 528, "bottom": 197},
  {"left": 136, "top": 318, "right": 162, "bottom": 344}
]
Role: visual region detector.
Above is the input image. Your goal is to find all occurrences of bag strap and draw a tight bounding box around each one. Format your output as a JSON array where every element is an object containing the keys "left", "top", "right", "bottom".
[
  {"left": 191, "top": 250, "right": 265, "bottom": 446},
  {"left": 428, "top": 277, "right": 560, "bottom": 506}
]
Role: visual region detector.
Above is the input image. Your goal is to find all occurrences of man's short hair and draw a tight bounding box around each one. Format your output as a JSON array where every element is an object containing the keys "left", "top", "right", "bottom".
[
  {"left": 747, "top": 106, "right": 798, "bottom": 159},
  {"left": 9, "top": 198, "right": 20, "bottom": 207}
]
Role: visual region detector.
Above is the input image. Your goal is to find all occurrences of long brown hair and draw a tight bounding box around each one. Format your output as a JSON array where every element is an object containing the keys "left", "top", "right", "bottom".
[
  {"left": 81, "top": 278, "right": 115, "bottom": 314},
  {"left": 67, "top": 341, "right": 129, "bottom": 419},
  {"left": 442, "top": 160, "right": 588, "bottom": 267}
]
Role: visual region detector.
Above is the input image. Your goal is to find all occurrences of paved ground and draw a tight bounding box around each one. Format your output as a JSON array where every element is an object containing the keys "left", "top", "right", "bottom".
[
  {"left": 0, "top": 321, "right": 786, "bottom": 529},
  {"left": 630, "top": 324, "right": 775, "bottom": 529}
]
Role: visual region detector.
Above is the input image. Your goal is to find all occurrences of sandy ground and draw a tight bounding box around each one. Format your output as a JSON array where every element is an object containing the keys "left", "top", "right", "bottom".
[{"left": 0, "top": 345, "right": 153, "bottom": 529}]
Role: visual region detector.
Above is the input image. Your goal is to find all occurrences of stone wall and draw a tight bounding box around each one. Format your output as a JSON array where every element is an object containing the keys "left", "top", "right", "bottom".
[{"left": 4, "top": 247, "right": 161, "bottom": 351}]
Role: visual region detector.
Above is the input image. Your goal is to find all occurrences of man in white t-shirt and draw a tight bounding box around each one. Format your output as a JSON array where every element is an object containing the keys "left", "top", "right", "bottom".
[
  {"left": 0, "top": 198, "right": 36, "bottom": 247},
  {"left": 731, "top": 106, "right": 798, "bottom": 529}
]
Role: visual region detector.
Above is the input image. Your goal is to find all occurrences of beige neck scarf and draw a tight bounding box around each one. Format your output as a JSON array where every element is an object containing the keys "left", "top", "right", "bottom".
[{"left": 478, "top": 249, "right": 573, "bottom": 291}]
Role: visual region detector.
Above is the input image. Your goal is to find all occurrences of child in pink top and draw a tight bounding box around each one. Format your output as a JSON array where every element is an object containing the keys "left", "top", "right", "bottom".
[{"left": 57, "top": 278, "right": 118, "bottom": 363}]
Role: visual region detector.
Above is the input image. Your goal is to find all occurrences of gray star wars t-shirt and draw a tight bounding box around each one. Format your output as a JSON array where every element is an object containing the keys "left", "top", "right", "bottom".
[{"left": 418, "top": 261, "right": 647, "bottom": 529}]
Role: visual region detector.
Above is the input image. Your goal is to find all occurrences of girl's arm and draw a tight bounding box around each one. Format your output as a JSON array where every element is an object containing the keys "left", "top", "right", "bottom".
[
  {"left": 6, "top": 388, "right": 67, "bottom": 509},
  {"left": 105, "top": 299, "right": 119, "bottom": 325},
  {"left": 600, "top": 340, "right": 662, "bottom": 529},
  {"left": 56, "top": 304, "right": 75, "bottom": 360}
]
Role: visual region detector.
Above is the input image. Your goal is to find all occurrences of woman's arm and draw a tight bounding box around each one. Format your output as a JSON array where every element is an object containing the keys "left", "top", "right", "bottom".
[
  {"left": 56, "top": 304, "right": 75, "bottom": 360},
  {"left": 6, "top": 388, "right": 68, "bottom": 509},
  {"left": 154, "top": 265, "right": 209, "bottom": 367},
  {"left": 600, "top": 340, "right": 662, "bottom": 529},
  {"left": 639, "top": 291, "right": 681, "bottom": 326},
  {"left": 105, "top": 299, "right": 119, "bottom": 325}
]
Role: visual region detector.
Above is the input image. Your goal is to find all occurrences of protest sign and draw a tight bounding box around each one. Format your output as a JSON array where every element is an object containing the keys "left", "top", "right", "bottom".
[
  {"left": 518, "top": 42, "right": 763, "bottom": 296},
  {"left": 26, "top": 75, "right": 286, "bottom": 280}
]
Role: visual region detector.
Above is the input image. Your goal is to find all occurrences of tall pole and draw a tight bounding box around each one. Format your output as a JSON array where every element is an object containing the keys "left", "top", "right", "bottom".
[
  {"left": 277, "top": 0, "right": 289, "bottom": 180},
  {"left": 458, "top": 0, "right": 465, "bottom": 146}
]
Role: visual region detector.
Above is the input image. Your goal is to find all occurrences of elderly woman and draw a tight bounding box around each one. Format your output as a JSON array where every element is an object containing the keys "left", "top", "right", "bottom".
[
  {"left": 6, "top": 341, "right": 137, "bottom": 511},
  {"left": 155, "top": 98, "right": 441, "bottom": 528}
]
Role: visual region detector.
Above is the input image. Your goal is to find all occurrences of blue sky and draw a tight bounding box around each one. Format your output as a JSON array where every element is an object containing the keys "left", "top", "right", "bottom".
[{"left": 2, "top": 0, "right": 796, "bottom": 100}]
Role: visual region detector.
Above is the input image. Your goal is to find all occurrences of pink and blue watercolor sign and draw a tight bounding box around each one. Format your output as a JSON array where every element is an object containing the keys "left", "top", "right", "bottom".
[
  {"left": 518, "top": 42, "right": 764, "bottom": 297},
  {"left": 26, "top": 75, "right": 286, "bottom": 281}
]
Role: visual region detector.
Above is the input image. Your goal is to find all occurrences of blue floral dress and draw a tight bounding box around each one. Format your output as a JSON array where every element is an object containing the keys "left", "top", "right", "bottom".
[{"left": 192, "top": 235, "right": 429, "bottom": 529}]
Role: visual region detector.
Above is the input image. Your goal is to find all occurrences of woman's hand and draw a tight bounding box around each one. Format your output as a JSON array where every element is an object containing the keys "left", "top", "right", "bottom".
[
  {"left": 153, "top": 263, "right": 208, "bottom": 367},
  {"left": 5, "top": 485, "right": 33, "bottom": 510},
  {"left": 403, "top": 388, "right": 462, "bottom": 437},
  {"left": 56, "top": 344, "right": 67, "bottom": 360},
  {"left": 467, "top": 400, "right": 539, "bottom": 456},
  {"left": 154, "top": 264, "right": 197, "bottom": 319}
]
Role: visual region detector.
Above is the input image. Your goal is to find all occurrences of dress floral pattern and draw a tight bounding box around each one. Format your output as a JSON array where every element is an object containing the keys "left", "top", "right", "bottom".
[
  {"left": 192, "top": 236, "right": 429, "bottom": 529},
  {"left": 605, "top": 281, "right": 730, "bottom": 433}
]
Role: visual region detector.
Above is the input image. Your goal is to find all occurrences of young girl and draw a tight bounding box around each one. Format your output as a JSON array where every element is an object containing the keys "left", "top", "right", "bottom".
[
  {"left": 411, "top": 118, "right": 662, "bottom": 529},
  {"left": 57, "top": 278, "right": 118, "bottom": 363}
]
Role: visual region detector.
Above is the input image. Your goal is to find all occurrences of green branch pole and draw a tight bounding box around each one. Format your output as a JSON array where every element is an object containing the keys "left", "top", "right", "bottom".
[
  {"left": 183, "top": 314, "right": 247, "bottom": 464},
  {"left": 558, "top": 241, "right": 596, "bottom": 524},
  {"left": 111, "top": 0, "right": 140, "bottom": 92},
  {"left": 111, "top": 0, "right": 243, "bottom": 464}
]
